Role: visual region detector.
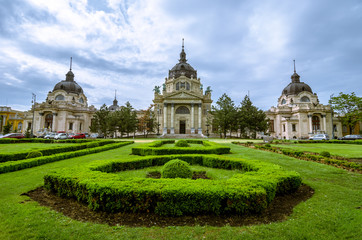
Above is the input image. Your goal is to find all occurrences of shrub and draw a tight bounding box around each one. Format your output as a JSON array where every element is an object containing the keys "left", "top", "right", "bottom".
[
  {"left": 26, "top": 151, "right": 43, "bottom": 159},
  {"left": 320, "top": 151, "right": 331, "bottom": 158},
  {"left": 161, "top": 159, "right": 192, "bottom": 179},
  {"left": 264, "top": 144, "right": 271, "bottom": 147},
  {"left": 175, "top": 140, "right": 190, "bottom": 147}
]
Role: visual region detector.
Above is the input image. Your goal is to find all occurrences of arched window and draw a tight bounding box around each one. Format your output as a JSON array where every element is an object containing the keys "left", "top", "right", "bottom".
[
  {"left": 55, "top": 94, "right": 65, "bottom": 100},
  {"left": 300, "top": 96, "right": 310, "bottom": 102},
  {"left": 186, "top": 82, "right": 190, "bottom": 90},
  {"left": 176, "top": 82, "right": 180, "bottom": 90},
  {"left": 79, "top": 97, "right": 84, "bottom": 103},
  {"left": 176, "top": 106, "right": 190, "bottom": 114},
  {"left": 281, "top": 99, "right": 286, "bottom": 105},
  {"left": 45, "top": 114, "right": 53, "bottom": 130},
  {"left": 312, "top": 116, "right": 320, "bottom": 132}
]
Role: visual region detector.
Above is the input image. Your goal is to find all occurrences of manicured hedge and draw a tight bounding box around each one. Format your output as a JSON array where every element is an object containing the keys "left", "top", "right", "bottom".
[
  {"left": 254, "top": 145, "right": 362, "bottom": 171},
  {"left": 44, "top": 154, "right": 302, "bottom": 216},
  {"left": 132, "top": 140, "right": 230, "bottom": 156},
  {"left": 0, "top": 141, "right": 133, "bottom": 174},
  {"left": 0, "top": 140, "right": 116, "bottom": 163},
  {"left": 298, "top": 140, "right": 362, "bottom": 145}
]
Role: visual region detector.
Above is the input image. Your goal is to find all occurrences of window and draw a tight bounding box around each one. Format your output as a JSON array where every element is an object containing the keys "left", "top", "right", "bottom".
[
  {"left": 180, "top": 82, "right": 185, "bottom": 88},
  {"left": 186, "top": 82, "right": 190, "bottom": 90},
  {"left": 292, "top": 124, "right": 296, "bottom": 132},
  {"left": 283, "top": 124, "right": 286, "bottom": 132},
  {"left": 79, "top": 123, "right": 82, "bottom": 131},
  {"left": 175, "top": 106, "right": 190, "bottom": 114},
  {"left": 55, "top": 94, "right": 65, "bottom": 100},
  {"left": 333, "top": 124, "right": 337, "bottom": 132},
  {"left": 176, "top": 82, "right": 180, "bottom": 90},
  {"left": 281, "top": 99, "right": 286, "bottom": 105},
  {"left": 27, "top": 122, "right": 32, "bottom": 130},
  {"left": 312, "top": 116, "right": 320, "bottom": 132},
  {"left": 79, "top": 98, "right": 84, "bottom": 103},
  {"left": 69, "top": 122, "right": 73, "bottom": 130},
  {"left": 300, "top": 96, "right": 310, "bottom": 102}
]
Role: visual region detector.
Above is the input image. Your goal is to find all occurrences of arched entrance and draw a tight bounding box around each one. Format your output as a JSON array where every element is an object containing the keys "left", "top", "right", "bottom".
[
  {"left": 312, "top": 116, "right": 320, "bottom": 132},
  {"left": 179, "top": 120, "right": 186, "bottom": 134},
  {"left": 45, "top": 114, "right": 53, "bottom": 130}
]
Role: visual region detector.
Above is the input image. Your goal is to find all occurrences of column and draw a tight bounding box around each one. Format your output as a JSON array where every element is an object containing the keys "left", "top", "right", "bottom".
[
  {"left": 170, "top": 103, "right": 175, "bottom": 134},
  {"left": 191, "top": 103, "right": 195, "bottom": 134},
  {"left": 163, "top": 103, "right": 167, "bottom": 134},
  {"left": 198, "top": 103, "right": 202, "bottom": 134},
  {"left": 322, "top": 114, "right": 327, "bottom": 133},
  {"left": 308, "top": 114, "right": 313, "bottom": 134}
]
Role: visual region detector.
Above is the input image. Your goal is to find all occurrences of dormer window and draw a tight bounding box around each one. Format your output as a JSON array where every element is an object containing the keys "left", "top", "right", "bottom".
[
  {"left": 300, "top": 96, "right": 310, "bottom": 102},
  {"left": 281, "top": 99, "right": 286, "bottom": 105},
  {"left": 79, "top": 97, "right": 84, "bottom": 103},
  {"left": 55, "top": 94, "right": 65, "bottom": 100}
]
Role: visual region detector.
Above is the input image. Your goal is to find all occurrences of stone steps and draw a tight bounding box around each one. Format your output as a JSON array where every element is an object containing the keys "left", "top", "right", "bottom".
[{"left": 159, "top": 134, "right": 207, "bottom": 139}]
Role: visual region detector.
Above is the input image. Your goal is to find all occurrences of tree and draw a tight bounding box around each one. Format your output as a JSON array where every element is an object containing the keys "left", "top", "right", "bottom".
[
  {"left": 238, "top": 95, "right": 268, "bottom": 138},
  {"left": 3, "top": 121, "right": 12, "bottom": 135},
  {"left": 90, "top": 104, "right": 110, "bottom": 137},
  {"left": 138, "top": 105, "right": 156, "bottom": 138},
  {"left": 329, "top": 92, "right": 362, "bottom": 134},
  {"left": 211, "top": 93, "right": 237, "bottom": 138}
]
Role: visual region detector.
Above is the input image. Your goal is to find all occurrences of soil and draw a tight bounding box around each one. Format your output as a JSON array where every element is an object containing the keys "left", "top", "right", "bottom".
[{"left": 23, "top": 184, "right": 314, "bottom": 227}]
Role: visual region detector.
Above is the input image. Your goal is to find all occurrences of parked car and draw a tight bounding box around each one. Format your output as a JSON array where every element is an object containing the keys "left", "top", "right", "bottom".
[
  {"left": 68, "top": 133, "right": 86, "bottom": 139},
  {"left": 0, "top": 133, "right": 25, "bottom": 139},
  {"left": 54, "top": 133, "right": 68, "bottom": 140},
  {"left": 339, "top": 134, "right": 362, "bottom": 140},
  {"left": 44, "top": 132, "right": 57, "bottom": 139},
  {"left": 309, "top": 134, "right": 329, "bottom": 141}
]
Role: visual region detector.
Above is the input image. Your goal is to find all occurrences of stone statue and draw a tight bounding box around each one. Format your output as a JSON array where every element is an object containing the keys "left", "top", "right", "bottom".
[
  {"left": 205, "top": 86, "right": 212, "bottom": 94},
  {"left": 153, "top": 86, "right": 161, "bottom": 94}
]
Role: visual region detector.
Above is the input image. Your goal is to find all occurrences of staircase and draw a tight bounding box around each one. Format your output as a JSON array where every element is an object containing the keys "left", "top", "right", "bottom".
[{"left": 159, "top": 134, "right": 207, "bottom": 139}]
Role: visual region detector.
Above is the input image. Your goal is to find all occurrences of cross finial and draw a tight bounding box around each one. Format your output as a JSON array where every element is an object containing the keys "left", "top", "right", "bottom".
[
  {"left": 293, "top": 59, "right": 296, "bottom": 73},
  {"left": 115, "top": 90, "right": 117, "bottom": 100},
  {"left": 182, "top": 38, "right": 184, "bottom": 50},
  {"left": 70, "top": 57, "right": 72, "bottom": 71}
]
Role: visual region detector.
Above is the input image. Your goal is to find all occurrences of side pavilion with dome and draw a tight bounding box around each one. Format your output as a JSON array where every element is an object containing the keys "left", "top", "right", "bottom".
[
  {"left": 266, "top": 62, "right": 342, "bottom": 140},
  {"left": 23, "top": 60, "right": 96, "bottom": 135},
  {"left": 153, "top": 40, "right": 213, "bottom": 137}
]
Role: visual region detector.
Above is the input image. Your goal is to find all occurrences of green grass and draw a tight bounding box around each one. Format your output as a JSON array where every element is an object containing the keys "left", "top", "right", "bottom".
[
  {"left": 0, "top": 142, "right": 75, "bottom": 153},
  {"left": 272, "top": 143, "right": 362, "bottom": 158},
  {"left": 0, "top": 142, "right": 361, "bottom": 239}
]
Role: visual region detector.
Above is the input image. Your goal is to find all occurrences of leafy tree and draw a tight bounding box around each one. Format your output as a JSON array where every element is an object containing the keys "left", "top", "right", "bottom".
[
  {"left": 90, "top": 104, "right": 110, "bottom": 137},
  {"left": 3, "top": 121, "right": 12, "bottom": 135},
  {"left": 121, "top": 101, "right": 138, "bottom": 137},
  {"left": 211, "top": 93, "right": 237, "bottom": 138},
  {"left": 138, "top": 105, "right": 156, "bottom": 138},
  {"left": 329, "top": 92, "right": 362, "bottom": 134},
  {"left": 238, "top": 95, "right": 268, "bottom": 138}
]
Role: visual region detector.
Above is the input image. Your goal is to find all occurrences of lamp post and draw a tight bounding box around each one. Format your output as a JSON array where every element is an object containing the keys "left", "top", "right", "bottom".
[
  {"left": 206, "top": 108, "right": 210, "bottom": 137},
  {"left": 330, "top": 94, "right": 335, "bottom": 139},
  {"left": 31, "top": 93, "right": 36, "bottom": 138}
]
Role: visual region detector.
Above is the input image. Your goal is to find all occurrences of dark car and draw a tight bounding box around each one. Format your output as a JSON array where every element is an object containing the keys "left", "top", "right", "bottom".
[
  {"left": 339, "top": 135, "right": 362, "bottom": 140},
  {"left": 0, "top": 133, "right": 25, "bottom": 139},
  {"left": 68, "top": 133, "right": 86, "bottom": 139}
]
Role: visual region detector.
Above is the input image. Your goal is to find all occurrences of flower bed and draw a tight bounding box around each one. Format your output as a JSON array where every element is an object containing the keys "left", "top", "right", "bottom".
[
  {"left": 44, "top": 154, "right": 301, "bottom": 216},
  {"left": 131, "top": 140, "right": 230, "bottom": 156}
]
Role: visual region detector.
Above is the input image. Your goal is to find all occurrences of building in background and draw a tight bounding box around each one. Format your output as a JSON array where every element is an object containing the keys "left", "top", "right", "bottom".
[
  {"left": 266, "top": 63, "right": 343, "bottom": 140},
  {"left": 153, "top": 40, "right": 213, "bottom": 137},
  {"left": 23, "top": 61, "right": 96, "bottom": 136},
  {"left": 0, "top": 106, "right": 24, "bottom": 133}
]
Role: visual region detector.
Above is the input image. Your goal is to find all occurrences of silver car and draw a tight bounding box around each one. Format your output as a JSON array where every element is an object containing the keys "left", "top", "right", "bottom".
[
  {"left": 54, "top": 133, "right": 68, "bottom": 140},
  {"left": 309, "top": 134, "right": 329, "bottom": 140}
]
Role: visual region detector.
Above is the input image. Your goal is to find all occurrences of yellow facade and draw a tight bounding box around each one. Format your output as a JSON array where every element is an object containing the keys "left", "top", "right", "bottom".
[{"left": 0, "top": 106, "right": 24, "bottom": 133}]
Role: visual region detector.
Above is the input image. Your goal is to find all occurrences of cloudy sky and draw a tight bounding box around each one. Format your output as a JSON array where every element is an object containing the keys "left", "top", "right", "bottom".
[{"left": 0, "top": 0, "right": 361, "bottom": 111}]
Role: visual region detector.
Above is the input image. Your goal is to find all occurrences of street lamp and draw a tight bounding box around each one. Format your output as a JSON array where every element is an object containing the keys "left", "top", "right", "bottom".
[
  {"left": 330, "top": 94, "right": 335, "bottom": 139},
  {"left": 31, "top": 93, "right": 36, "bottom": 138},
  {"left": 206, "top": 108, "right": 210, "bottom": 137},
  {"left": 157, "top": 108, "right": 160, "bottom": 135}
]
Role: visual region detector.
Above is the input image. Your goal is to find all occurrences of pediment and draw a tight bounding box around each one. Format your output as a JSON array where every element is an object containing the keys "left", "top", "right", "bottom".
[{"left": 165, "top": 91, "right": 202, "bottom": 100}]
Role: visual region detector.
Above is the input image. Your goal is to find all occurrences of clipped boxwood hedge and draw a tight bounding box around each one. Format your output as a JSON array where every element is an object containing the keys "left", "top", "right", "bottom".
[
  {"left": 44, "top": 154, "right": 302, "bottom": 216},
  {"left": 132, "top": 140, "right": 230, "bottom": 156},
  {"left": 0, "top": 140, "right": 116, "bottom": 163},
  {"left": 0, "top": 141, "right": 133, "bottom": 174}
]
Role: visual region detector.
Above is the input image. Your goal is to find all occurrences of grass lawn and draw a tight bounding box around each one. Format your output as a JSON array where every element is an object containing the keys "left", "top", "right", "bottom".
[
  {"left": 0, "top": 142, "right": 76, "bottom": 153},
  {"left": 0, "top": 142, "right": 361, "bottom": 239},
  {"left": 272, "top": 143, "right": 362, "bottom": 158}
]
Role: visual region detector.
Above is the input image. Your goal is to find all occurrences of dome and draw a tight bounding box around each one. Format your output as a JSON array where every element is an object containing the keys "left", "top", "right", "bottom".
[
  {"left": 53, "top": 70, "right": 84, "bottom": 94},
  {"left": 169, "top": 41, "right": 197, "bottom": 79},
  {"left": 282, "top": 71, "right": 312, "bottom": 96}
]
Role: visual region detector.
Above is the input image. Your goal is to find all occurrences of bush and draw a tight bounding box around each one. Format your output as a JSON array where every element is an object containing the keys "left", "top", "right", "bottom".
[
  {"left": 320, "top": 151, "right": 331, "bottom": 158},
  {"left": 26, "top": 151, "right": 43, "bottom": 159},
  {"left": 264, "top": 144, "right": 271, "bottom": 147},
  {"left": 175, "top": 140, "right": 190, "bottom": 147},
  {"left": 161, "top": 159, "right": 192, "bottom": 179}
]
